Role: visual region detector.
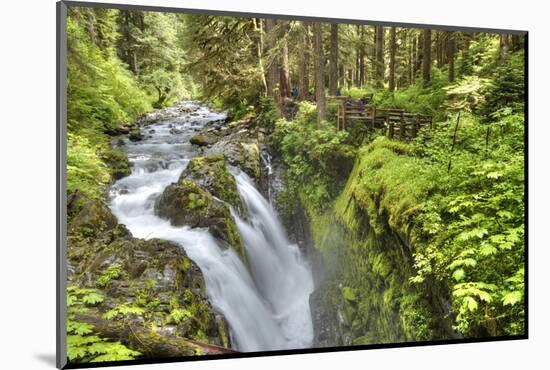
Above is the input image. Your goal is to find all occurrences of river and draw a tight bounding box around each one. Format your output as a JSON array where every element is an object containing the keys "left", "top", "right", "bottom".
[{"left": 108, "top": 101, "right": 314, "bottom": 352}]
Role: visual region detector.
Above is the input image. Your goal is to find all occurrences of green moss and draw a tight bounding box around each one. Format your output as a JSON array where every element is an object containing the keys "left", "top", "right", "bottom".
[
  {"left": 342, "top": 287, "right": 357, "bottom": 302},
  {"left": 336, "top": 137, "right": 433, "bottom": 238},
  {"left": 284, "top": 137, "right": 447, "bottom": 345},
  {"left": 157, "top": 180, "right": 213, "bottom": 226},
  {"left": 185, "top": 155, "right": 243, "bottom": 211},
  {"left": 224, "top": 218, "right": 248, "bottom": 267},
  {"left": 100, "top": 147, "right": 131, "bottom": 181},
  {"left": 239, "top": 142, "right": 261, "bottom": 180}
]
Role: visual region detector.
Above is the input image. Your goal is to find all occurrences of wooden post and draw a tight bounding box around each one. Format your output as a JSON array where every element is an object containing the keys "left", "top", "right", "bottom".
[
  {"left": 372, "top": 106, "right": 376, "bottom": 129},
  {"left": 412, "top": 114, "right": 418, "bottom": 138},
  {"left": 342, "top": 102, "right": 346, "bottom": 130},
  {"left": 389, "top": 121, "right": 394, "bottom": 139},
  {"left": 337, "top": 104, "right": 341, "bottom": 130},
  {"left": 400, "top": 111, "right": 405, "bottom": 139}
]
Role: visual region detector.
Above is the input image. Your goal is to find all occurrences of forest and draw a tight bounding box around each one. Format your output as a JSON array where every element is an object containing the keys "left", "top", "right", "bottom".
[{"left": 65, "top": 5, "right": 526, "bottom": 364}]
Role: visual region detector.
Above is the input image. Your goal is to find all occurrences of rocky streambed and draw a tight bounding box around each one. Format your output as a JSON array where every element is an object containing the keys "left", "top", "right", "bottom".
[{"left": 67, "top": 101, "right": 315, "bottom": 357}]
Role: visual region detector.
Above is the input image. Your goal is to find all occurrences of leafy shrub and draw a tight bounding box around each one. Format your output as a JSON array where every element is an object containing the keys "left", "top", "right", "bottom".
[
  {"left": 274, "top": 102, "right": 356, "bottom": 212},
  {"left": 66, "top": 286, "right": 141, "bottom": 363}
]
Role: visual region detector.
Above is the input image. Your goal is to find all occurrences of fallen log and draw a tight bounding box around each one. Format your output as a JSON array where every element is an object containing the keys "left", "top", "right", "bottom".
[{"left": 74, "top": 310, "right": 237, "bottom": 358}]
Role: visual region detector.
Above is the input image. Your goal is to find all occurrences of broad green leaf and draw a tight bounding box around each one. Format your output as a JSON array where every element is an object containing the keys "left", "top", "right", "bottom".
[
  {"left": 452, "top": 269, "right": 465, "bottom": 282},
  {"left": 465, "top": 296, "right": 478, "bottom": 312},
  {"left": 502, "top": 291, "right": 523, "bottom": 306}
]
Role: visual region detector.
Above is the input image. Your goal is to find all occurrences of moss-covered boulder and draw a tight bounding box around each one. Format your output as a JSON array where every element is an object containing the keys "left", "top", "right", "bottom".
[
  {"left": 179, "top": 154, "right": 243, "bottom": 211},
  {"left": 157, "top": 180, "right": 220, "bottom": 227},
  {"left": 155, "top": 163, "right": 247, "bottom": 265},
  {"left": 100, "top": 147, "right": 131, "bottom": 181},
  {"left": 67, "top": 191, "right": 118, "bottom": 238},
  {"left": 67, "top": 198, "right": 231, "bottom": 349},
  {"left": 190, "top": 131, "right": 218, "bottom": 147},
  {"left": 207, "top": 141, "right": 261, "bottom": 182}
]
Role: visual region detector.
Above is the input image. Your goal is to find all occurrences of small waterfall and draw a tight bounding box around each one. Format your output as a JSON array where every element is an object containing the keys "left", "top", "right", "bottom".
[
  {"left": 109, "top": 102, "right": 314, "bottom": 352},
  {"left": 260, "top": 152, "right": 274, "bottom": 204}
]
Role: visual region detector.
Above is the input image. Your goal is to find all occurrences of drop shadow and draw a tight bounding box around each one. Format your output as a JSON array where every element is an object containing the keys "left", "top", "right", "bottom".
[{"left": 34, "top": 353, "right": 57, "bottom": 367}]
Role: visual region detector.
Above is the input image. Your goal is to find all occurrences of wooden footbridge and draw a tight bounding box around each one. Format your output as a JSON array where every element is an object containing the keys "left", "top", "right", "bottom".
[{"left": 329, "top": 95, "right": 433, "bottom": 140}]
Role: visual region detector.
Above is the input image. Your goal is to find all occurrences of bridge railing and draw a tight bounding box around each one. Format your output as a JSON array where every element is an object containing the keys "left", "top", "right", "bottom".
[{"left": 328, "top": 96, "right": 432, "bottom": 141}]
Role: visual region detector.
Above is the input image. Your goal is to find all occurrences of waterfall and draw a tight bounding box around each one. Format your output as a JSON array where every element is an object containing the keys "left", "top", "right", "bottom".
[
  {"left": 232, "top": 170, "right": 314, "bottom": 349},
  {"left": 108, "top": 102, "right": 314, "bottom": 352}
]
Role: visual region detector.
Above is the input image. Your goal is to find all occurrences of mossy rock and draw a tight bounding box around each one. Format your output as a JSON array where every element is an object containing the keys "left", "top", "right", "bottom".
[
  {"left": 190, "top": 132, "right": 218, "bottom": 147},
  {"left": 207, "top": 141, "right": 262, "bottom": 182},
  {"left": 157, "top": 180, "right": 216, "bottom": 227},
  {"left": 156, "top": 177, "right": 247, "bottom": 266},
  {"left": 67, "top": 191, "right": 118, "bottom": 238},
  {"left": 100, "top": 147, "right": 131, "bottom": 181},
  {"left": 128, "top": 129, "right": 143, "bottom": 142},
  {"left": 179, "top": 154, "right": 243, "bottom": 211},
  {"left": 68, "top": 230, "right": 232, "bottom": 348}
]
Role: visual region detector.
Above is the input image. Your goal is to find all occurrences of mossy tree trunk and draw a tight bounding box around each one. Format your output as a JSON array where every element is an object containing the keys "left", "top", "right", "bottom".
[{"left": 75, "top": 311, "right": 236, "bottom": 358}]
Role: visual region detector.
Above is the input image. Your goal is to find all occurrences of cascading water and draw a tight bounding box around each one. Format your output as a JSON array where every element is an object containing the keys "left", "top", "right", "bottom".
[{"left": 108, "top": 101, "right": 314, "bottom": 352}]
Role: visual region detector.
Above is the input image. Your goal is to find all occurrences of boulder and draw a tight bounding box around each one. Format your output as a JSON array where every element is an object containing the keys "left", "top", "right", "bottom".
[
  {"left": 207, "top": 141, "right": 261, "bottom": 182},
  {"left": 156, "top": 178, "right": 247, "bottom": 265},
  {"left": 100, "top": 147, "right": 131, "bottom": 181},
  {"left": 155, "top": 154, "right": 248, "bottom": 264},
  {"left": 129, "top": 129, "right": 143, "bottom": 142},
  {"left": 190, "top": 131, "right": 219, "bottom": 147},
  {"left": 66, "top": 197, "right": 232, "bottom": 349},
  {"left": 178, "top": 154, "right": 243, "bottom": 211}
]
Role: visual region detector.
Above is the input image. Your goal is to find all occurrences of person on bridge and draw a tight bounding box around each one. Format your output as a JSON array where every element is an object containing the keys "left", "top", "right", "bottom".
[{"left": 291, "top": 85, "right": 299, "bottom": 98}]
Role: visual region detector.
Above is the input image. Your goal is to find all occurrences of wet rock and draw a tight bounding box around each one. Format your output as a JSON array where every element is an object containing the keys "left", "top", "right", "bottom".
[
  {"left": 190, "top": 132, "right": 218, "bottom": 147},
  {"left": 155, "top": 155, "right": 247, "bottom": 264},
  {"left": 309, "top": 285, "right": 347, "bottom": 348},
  {"left": 104, "top": 123, "right": 134, "bottom": 136},
  {"left": 178, "top": 154, "right": 242, "bottom": 211},
  {"left": 67, "top": 192, "right": 118, "bottom": 238},
  {"left": 129, "top": 130, "right": 143, "bottom": 142},
  {"left": 100, "top": 147, "right": 131, "bottom": 181},
  {"left": 207, "top": 141, "right": 261, "bottom": 182},
  {"left": 67, "top": 197, "right": 232, "bottom": 348}
]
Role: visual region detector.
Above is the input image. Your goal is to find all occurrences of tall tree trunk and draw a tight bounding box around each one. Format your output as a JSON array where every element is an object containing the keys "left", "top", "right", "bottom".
[
  {"left": 500, "top": 33, "right": 510, "bottom": 64},
  {"left": 411, "top": 32, "right": 416, "bottom": 85},
  {"left": 437, "top": 31, "right": 446, "bottom": 67},
  {"left": 313, "top": 22, "right": 326, "bottom": 125},
  {"left": 358, "top": 25, "right": 365, "bottom": 87},
  {"left": 265, "top": 18, "right": 280, "bottom": 107},
  {"left": 253, "top": 18, "right": 268, "bottom": 95},
  {"left": 511, "top": 34, "right": 522, "bottom": 51},
  {"left": 447, "top": 31, "right": 455, "bottom": 82},
  {"left": 422, "top": 29, "right": 432, "bottom": 85},
  {"left": 329, "top": 23, "right": 339, "bottom": 95},
  {"left": 375, "top": 26, "right": 385, "bottom": 87},
  {"left": 389, "top": 26, "right": 397, "bottom": 92},
  {"left": 86, "top": 9, "right": 96, "bottom": 45},
  {"left": 279, "top": 37, "right": 291, "bottom": 98},
  {"left": 354, "top": 54, "right": 361, "bottom": 87},
  {"left": 339, "top": 63, "right": 345, "bottom": 89},
  {"left": 415, "top": 31, "right": 423, "bottom": 81},
  {"left": 298, "top": 22, "right": 311, "bottom": 100}
]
